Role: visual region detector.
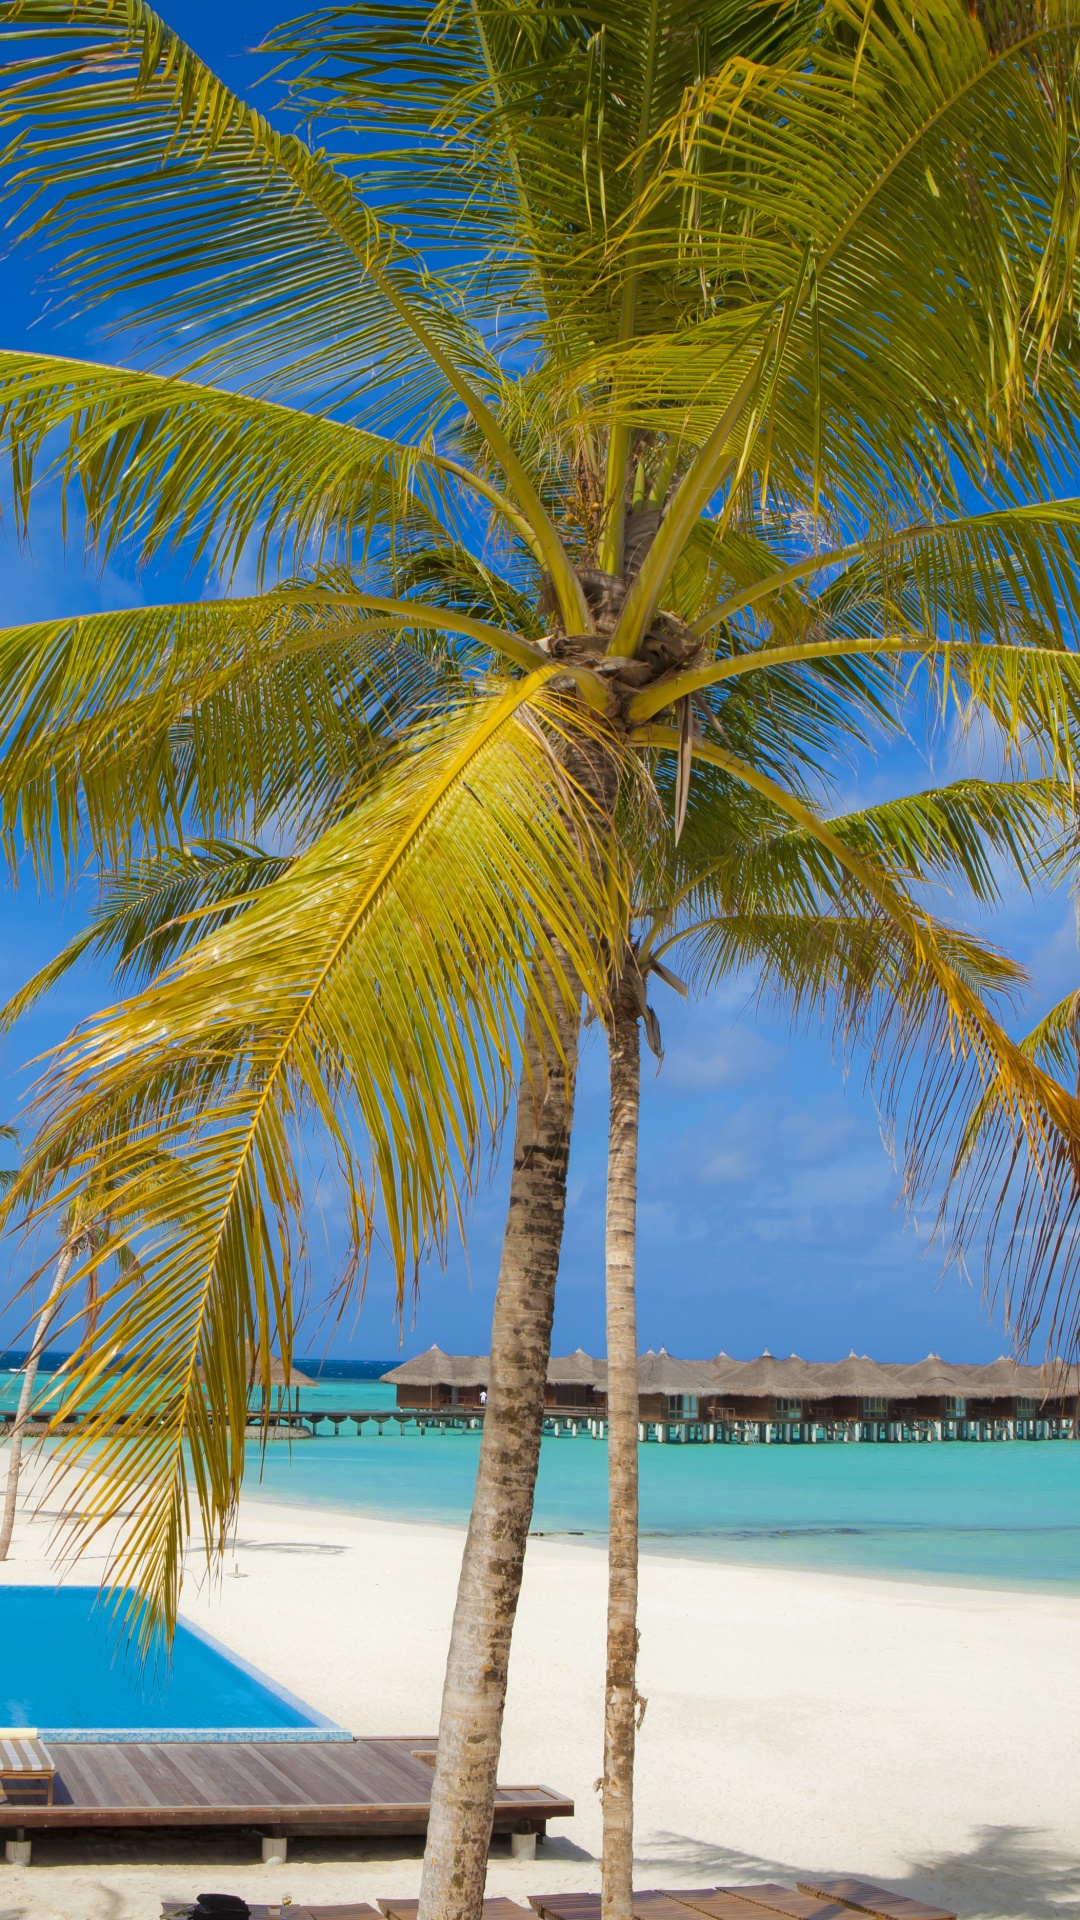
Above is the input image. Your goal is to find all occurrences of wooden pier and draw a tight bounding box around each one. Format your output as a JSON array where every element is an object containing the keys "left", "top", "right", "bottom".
[
  {"left": 274, "top": 1406, "right": 1077, "bottom": 1443},
  {"left": 4, "top": 1401, "right": 1074, "bottom": 1444},
  {"left": 0, "top": 1735, "right": 572, "bottom": 1860}
]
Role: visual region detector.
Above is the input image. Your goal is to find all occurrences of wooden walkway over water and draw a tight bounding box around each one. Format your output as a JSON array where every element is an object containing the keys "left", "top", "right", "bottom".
[
  {"left": 0, "top": 1735, "right": 571, "bottom": 1856},
  {"left": 6, "top": 1404, "right": 1073, "bottom": 1444},
  {"left": 259, "top": 1407, "right": 1075, "bottom": 1444}
]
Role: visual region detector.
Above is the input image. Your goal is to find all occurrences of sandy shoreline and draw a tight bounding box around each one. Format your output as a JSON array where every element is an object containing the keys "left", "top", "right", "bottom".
[{"left": 1, "top": 1479, "right": 1078, "bottom": 1920}]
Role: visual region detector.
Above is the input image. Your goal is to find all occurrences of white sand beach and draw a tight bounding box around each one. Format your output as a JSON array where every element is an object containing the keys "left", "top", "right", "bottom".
[{"left": 1, "top": 1481, "right": 1078, "bottom": 1920}]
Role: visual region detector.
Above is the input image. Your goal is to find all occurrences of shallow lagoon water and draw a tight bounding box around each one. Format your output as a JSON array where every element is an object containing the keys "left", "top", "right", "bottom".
[
  {"left": 243, "top": 1403, "right": 1080, "bottom": 1592},
  {"left": 7, "top": 1369, "right": 1078, "bottom": 1591}
]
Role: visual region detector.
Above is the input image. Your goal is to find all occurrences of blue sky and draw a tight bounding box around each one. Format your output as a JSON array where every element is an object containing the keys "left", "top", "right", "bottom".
[{"left": 1, "top": 1, "right": 1078, "bottom": 1367}]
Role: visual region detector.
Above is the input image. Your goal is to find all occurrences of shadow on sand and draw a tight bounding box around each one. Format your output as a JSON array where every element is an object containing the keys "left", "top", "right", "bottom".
[{"left": 636, "top": 1825, "right": 1080, "bottom": 1920}]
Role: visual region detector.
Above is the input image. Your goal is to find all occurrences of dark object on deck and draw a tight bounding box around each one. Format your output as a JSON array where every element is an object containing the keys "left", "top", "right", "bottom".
[
  {"left": 528, "top": 1886, "right": 958, "bottom": 1920},
  {"left": 0, "top": 1735, "right": 56, "bottom": 1805},
  {"left": 0, "top": 1737, "right": 571, "bottom": 1845},
  {"left": 196, "top": 1897, "right": 250, "bottom": 1916},
  {"left": 168, "top": 1909, "right": 379, "bottom": 1920},
  {"left": 798, "top": 1881, "right": 957, "bottom": 1920}
]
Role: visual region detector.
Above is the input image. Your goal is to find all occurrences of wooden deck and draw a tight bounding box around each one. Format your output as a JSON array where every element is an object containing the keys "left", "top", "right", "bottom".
[
  {"left": 528, "top": 1885, "right": 956, "bottom": 1920},
  {"left": 0, "top": 1736, "right": 572, "bottom": 1839}
]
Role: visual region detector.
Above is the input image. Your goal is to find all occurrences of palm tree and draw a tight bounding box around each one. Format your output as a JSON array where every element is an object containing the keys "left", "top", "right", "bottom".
[
  {"left": 596, "top": 766, "right": 1058, "bottom": 1911},
  {"left": 5, "top": 6, "right": 1080, "bottom": 1917},
  {"left": 0, "top": 1194, "right": 132, "bottom": 1561}
]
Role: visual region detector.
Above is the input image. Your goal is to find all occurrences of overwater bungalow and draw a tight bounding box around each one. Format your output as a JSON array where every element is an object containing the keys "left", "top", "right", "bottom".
[{"left": 380, "top": 1347, "right": 1078, "bottom": 1443}]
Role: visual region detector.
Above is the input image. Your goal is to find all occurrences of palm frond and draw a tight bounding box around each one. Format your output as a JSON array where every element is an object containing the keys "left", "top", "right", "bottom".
[
  {"left": 640, "top": 722, "right": 1080, "bottom": 1275},
  {"left": 0, "top": 588, "right": 540, "bottom": 878},
  {"left": 4, "top": 677, "right": 623, "bottom": 1635},
  {"left": 0, "top": 350, "right": 502, "bottom": 581},
  {"left": 0, "top": 3, "right": 590, "bottom": 627},
  {"left": 0, "top": 840, "right": 293, "bottom": 1036}
]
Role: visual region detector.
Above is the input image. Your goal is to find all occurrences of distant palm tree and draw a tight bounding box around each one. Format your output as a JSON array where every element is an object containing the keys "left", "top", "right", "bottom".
[{"left": 0, "top": 1203, "right": 104, "bottom": 1561}]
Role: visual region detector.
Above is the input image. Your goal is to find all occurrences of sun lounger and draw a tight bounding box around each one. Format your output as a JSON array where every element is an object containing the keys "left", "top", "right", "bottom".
[
  {"left": 0, "top": 1733, "right": 55, "bottom": 1806},
  {"left": 663, "top": 1895, "right": 797, "bottom": 1920},
  {"left": 529, "top": 1898, "right": 602, "bottom": 1920},
  {"left": 531, "top": 1897, "right": 754, "bottom": 1920},
  {"left": 797, "top": 1880, "right": 956, "bottom": 1920},
  {"left": 529, "top": 1886, "right": 956, "bottom": 1920},
  {"left": 245, "top": 1908, "right": 380, "bottom": 1920},
  {"left": 380, "top": 1903, "right": 531, "bottom": 1920},
  {"left": 717, "top": 1886, "right": 852, "bottom": 1920}
]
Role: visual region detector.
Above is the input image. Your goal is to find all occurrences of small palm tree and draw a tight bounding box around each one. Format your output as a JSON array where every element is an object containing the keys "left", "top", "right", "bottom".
[
  {"left": 597, "top": 768, "right": 1055, "bottom": 1906},
  {"left": 0, "top": 1198, "right": 120, "bottom": 1561}
]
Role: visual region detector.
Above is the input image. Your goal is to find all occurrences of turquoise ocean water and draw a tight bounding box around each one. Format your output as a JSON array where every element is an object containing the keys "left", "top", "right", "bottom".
[{"left": 6, "top": 1371, "right": 1079, "bottom": 1592}]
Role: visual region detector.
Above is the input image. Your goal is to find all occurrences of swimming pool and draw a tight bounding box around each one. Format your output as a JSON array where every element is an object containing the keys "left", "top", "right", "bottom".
[{"left": 0, "top": 1586, "right": 348, "bottom": 1742}]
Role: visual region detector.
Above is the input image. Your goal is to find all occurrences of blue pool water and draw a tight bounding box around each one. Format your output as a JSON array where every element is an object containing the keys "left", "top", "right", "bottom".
[{"left": 0, "top": 1586, "right": 345, "bottom": 1741}]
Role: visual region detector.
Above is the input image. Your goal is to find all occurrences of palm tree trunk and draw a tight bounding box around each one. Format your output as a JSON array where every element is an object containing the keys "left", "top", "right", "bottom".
[
  {"left": 418, "top": 987, "right": 581, "bottom": 1920},
  {"left": 601, "top": 977, "right": 641, "bottom": 1920},
  {"left": 0, "top": 1239, "right": 75, "bottom": 1561}
]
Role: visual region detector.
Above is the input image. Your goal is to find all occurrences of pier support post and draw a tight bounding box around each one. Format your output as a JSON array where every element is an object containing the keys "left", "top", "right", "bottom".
[
  {"left": 509, "top": 1831, "right": 537, "bottom": 1860},
  {"left": 5, "top": 1830, "right": 31, "bottom": 1865},
  {"left": 261, "top": 1833, "right": 287, "bottom": 1864}
]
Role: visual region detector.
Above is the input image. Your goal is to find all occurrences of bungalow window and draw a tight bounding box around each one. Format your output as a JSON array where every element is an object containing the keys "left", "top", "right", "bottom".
[
  {"left": 862, "top": 1397, "right": 887, "bottom": 1416},
  {"left": 775, "top": 1398, "right": 802, "bottom": 1417},
  {"left": 667, "top": 1394, "right": 699, "bottom": 1415},
  {"left": 944, "top": 1396, "right": 966, "bottom": 1416},
  {"left": 1016, "top": 1397, "right": 1036, "bottom": 1415}
]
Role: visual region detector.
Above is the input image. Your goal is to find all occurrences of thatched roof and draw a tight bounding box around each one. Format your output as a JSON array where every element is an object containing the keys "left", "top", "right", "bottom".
[
  {"left": 706, "top": 1352, "right": 821, "bottom": 1397},
  {"left": 198, "top": 1349, "right": 315, "bottom": 1387},
  {"left": 633, "top": 1350, "right": 713, "bottom": 1394},
  {"left": 259, "top": 1354, "right": 315, "bottom": 1387},
  {"left": 380, "top": 1346, "right": 1077, "bottom": 1401},
  {"left": 808, "top": 1353, "right": 901, "bottom": 1398},
  {"left": 547, "top": 1349, "right": 605, "bottom": 1386},
  {"left": 381, "top": 1346, "right": 488, "bottom": 1387}
]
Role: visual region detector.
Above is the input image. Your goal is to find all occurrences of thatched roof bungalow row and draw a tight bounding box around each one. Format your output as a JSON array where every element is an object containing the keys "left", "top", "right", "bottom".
[{"left": 382, "top": 1346, "right": 1077, "bottom": 1415}]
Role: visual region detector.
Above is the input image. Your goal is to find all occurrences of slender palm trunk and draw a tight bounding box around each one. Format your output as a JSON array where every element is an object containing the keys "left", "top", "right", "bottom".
[
  {"left": 601, "top": 978, "right": 641, "bottom": 1920},
  {"left": 418, "top": 987, "right": 581, "bottom": 1920},
  {"left": 0, "top": 1239, "right": 75, "bottom": 1561}
]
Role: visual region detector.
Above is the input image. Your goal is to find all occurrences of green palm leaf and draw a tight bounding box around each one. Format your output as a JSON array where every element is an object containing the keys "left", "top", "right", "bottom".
[
  {"left": 5, "top": 676, "right": 622, "bottom": 1634},
  {"left": 0, "top": 586, "right": 550, "bottom": 877},
  {"left": 0, "top": 839, "right": 294, "bottom": 1035},
  {"left": 0, "top": 350, "right": 524, "bottom": 579}
]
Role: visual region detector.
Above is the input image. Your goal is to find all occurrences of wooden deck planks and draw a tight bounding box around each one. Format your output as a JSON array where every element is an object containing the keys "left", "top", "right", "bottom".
[
  {"left": 529, "top": 1898, "right": 764, "bottom": 1920},
  {"left": 529, "top": 1897, "right": 601, "bottom": 1920},
  {"left": 529, "top": 1888, "right": 955, "bottom": 1920},
  {"left": 797, "top": 1881, "right": 956, "bottom": 1920},
  {"left": 379, "top": 1900, "right": 532, "bottom": 1920},
  {"left": 246, "top": 1906, "right": 380, "bottom": 1919},
  {"left": 663, "top": 1895, "right": 790, "bottom": 1920},
  {"left": 629, "top": 1898, "right": 723, "bottom": 1920},
  {"left": 0, "top": 1739, "right": 573, "bottom": 1835},
  {"left": 719, "top": 1885, "right": 853, "bottom": 1920}
]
